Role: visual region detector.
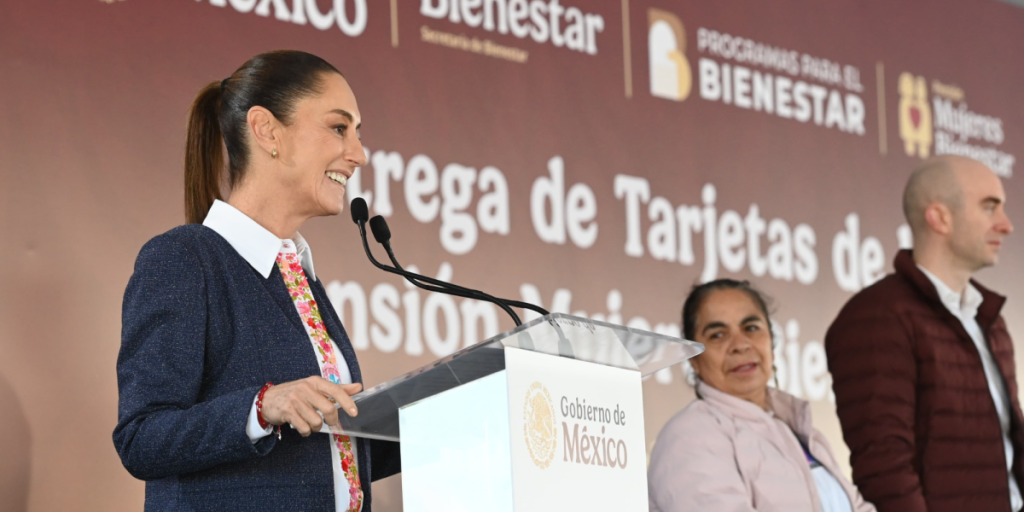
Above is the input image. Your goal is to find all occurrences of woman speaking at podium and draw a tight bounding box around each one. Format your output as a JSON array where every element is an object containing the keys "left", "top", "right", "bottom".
[{"left": 113, "top": 50, "right": 399, "bottom": 511}]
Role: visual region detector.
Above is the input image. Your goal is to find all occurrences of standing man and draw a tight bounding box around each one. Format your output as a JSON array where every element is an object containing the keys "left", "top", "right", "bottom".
[{"left": 826, "top": 155, "right": 1021, "bottom": 512}]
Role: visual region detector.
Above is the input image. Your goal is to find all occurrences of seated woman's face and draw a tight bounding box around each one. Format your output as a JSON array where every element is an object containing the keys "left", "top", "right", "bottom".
[{"left": 691, "top": 289, "right": 773, "bottom": 401}]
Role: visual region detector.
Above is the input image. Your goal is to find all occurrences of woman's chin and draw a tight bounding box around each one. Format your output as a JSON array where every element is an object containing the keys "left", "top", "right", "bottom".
[
  {"left": 315, "top": 197, "right": 345, "bottom": 217},
  {"left": 316, "top": 179, "right": 348, "bottom": 214},
  {"left": 726, "top": 372, "right": 770, "bottom": 392}
]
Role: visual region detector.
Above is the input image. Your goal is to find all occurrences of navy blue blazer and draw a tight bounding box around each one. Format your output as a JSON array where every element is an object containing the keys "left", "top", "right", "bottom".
[{"left": 114, "top": 225, "right": 400, "bottom": 511}]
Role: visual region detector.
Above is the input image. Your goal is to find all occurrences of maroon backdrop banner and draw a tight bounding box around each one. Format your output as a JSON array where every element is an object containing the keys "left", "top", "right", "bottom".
[{"left": 2, "top": 1, "right": 1023, "bottom": 510}]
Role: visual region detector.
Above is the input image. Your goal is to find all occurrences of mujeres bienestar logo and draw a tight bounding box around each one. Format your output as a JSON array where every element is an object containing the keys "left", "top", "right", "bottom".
[{"left": 898, "top": 72, "right": 933, "bottom": 158}]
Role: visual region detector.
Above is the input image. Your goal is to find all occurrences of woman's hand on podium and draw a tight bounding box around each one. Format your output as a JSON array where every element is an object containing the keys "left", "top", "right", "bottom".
[{"left": 260, "top": 377, "right": 363, "bottom": 436}]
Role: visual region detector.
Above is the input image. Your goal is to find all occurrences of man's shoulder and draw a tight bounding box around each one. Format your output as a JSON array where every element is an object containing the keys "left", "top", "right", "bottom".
[
  {"left": 842, "top": 272, "right": 921, "bottom": 312},
  {"left": 827, "top": 272, "right": 930, "bottom": 337}
]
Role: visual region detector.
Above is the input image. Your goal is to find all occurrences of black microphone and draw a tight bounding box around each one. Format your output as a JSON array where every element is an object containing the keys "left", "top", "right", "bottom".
[
  {"left": 367, "top": 215, "right": 549, "bottom": 320},
  {"left": 350, "top": 197, "right": 402, "bottom": 282},
  {"left": 350, "top": 196, "right": 370, "bottom": 236},
  {"left": 350, "top": 198, "right": 444, "bottom": 292},
  {"left": 349, "top": 199, "right": 532, "bottom": 326},
  {"left": 350, "top": 198, "right": 404, "bottom": 277}
]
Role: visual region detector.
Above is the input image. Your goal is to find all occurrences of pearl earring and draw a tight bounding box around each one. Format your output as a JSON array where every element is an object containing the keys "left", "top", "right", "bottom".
[{"left": 271, "top": 149, "right": 278, "bottom": 158}]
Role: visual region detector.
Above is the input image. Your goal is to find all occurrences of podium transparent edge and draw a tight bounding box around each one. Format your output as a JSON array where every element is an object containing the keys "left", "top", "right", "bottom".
[{"left": 329, "top": 313, "right": 705, "bottom": 441}]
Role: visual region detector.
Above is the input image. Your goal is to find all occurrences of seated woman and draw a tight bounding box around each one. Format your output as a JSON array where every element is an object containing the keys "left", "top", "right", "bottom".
[{"left": 648, "top": 279, "right": 874, "bottom": 512}]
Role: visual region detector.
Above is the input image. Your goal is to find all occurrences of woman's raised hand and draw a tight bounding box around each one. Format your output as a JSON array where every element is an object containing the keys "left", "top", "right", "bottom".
[{"left": 260, "top": 376, "right": 363, "bottom": 436}]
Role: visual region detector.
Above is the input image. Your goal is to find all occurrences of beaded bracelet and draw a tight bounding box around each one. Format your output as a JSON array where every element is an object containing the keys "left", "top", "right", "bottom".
[{"left": 255, "top": 382, "right": 274, "bottom": 429}]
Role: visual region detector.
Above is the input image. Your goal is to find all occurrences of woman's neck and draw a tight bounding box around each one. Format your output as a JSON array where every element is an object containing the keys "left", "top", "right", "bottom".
[
  {"left": 698, "top": 378, "right": 770, "bottom": 411},
  {"left": 745, "top": 387, "right": 769, "bottom": 411}
]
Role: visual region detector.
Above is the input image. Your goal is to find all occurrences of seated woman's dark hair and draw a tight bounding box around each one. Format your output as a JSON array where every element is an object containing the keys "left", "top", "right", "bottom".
[
  {"left": 681, "top": 278, "right": 773, "bottom": 341},
  {"left": 183, "top": 50, "right": 342, "bottom": 224}
]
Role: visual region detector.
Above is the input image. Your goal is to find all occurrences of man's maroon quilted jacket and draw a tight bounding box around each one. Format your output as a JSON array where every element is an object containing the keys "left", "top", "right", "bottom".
[{"left": 826, "top": 249, "right": 1024, "bottom": 512}]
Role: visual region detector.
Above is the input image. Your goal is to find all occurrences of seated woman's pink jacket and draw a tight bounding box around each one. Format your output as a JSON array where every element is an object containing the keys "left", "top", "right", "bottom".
[{"left": 648, "top": 381, "right": 876, "bottom": 512}]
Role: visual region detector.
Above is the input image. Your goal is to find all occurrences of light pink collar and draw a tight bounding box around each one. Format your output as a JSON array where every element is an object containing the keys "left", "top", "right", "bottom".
[{"left": 696, "top": 380, "right": 813, "bottom": 439}]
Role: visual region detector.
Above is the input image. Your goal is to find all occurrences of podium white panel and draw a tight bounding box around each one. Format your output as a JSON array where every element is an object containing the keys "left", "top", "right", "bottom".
[
  {"left": 505, "top": 348, "right": 647, "bottom": 512},
  {"left": 399, "top": 371, "right": 514, "bottom": 512},
  {"left": 399, "top": 347, "right": 647, "bottom": 512}
]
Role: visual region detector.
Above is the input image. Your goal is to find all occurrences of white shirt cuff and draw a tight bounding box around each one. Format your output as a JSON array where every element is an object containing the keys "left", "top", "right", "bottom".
[{"left": 246, "top": 395, "right": 274, "bottom": 443}]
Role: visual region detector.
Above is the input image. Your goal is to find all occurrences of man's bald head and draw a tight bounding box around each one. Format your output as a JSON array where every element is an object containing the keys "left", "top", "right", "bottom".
[
  {"left": 902, "top": 156, "right": 970, "bottom": 235},
  {"left": 902, "top": 155, "right": 1012, "bottom": 279}
]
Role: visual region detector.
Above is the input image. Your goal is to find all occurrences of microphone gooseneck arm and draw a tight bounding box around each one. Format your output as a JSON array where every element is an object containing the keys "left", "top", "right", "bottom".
[
  {"left": 350, "top": 198, "right": 525, "bottom": 326},
  {"left": 356, "top": 217, "right": 503, "bottom": 313},
  {"left": 368, "top": 215, "right": 549, "bottom": 320},
  {"left": 364, "top": 217, "right": 520, "bottom": 321},
  {"left": 380, "top": 240, "right": 549, "bottom": 318},
  {"left": 376, "top": 240, "right": 522, "bottom": 325},
  {"left": 381, "top": 242, "right": 523, "bottom": 325}
]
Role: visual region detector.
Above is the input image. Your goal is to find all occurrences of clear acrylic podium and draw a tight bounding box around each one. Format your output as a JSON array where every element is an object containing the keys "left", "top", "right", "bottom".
[{"left": 335, "top": 313, "right": 704, "bottom": 512}]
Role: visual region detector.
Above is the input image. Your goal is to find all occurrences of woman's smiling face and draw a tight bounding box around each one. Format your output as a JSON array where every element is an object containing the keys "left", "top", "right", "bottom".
[
  {"left": 275, "top": 72, "right": 366, "bottom": 218},
  {"left": 690, "top": 288, "right": 774, "bottom": 406}
]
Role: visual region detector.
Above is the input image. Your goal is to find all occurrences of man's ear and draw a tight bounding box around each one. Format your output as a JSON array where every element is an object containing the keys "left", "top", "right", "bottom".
[
  {"left": 246, "top": 106, "right": 279, "bottom": 157},
  {"left": 924, "top": 202, "right": 953, "bottom": 236}
]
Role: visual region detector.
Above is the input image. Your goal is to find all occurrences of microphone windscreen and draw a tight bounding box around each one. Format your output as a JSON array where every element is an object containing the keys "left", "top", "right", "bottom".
[
  {"left": 369, "top": 216, "right": 392, "bottom": 244},
  {"left": 350, "top": 197, "right": 369, "bottom": 224}
]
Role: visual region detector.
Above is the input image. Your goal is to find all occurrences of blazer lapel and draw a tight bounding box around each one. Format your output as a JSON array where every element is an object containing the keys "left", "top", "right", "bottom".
[{"left": 256, "top": 265, "right": 308, "bottom": 336}]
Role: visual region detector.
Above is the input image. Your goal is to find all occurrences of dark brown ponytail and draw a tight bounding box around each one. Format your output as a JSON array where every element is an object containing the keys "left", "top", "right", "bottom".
[
  {"left": 184, "top": 82, "right": 225, "bottom": 224},
  {"left": 182, "top": 50, "right": 343, "bottom": 224}
]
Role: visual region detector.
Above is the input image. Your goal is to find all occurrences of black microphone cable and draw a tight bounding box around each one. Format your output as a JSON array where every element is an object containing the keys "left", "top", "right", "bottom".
[
  {"left": 368, "top": 215, "right": 550, "bottom": 319},
  {"left": 349, "top": 198, "right": 532, "bottom": 326}
]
